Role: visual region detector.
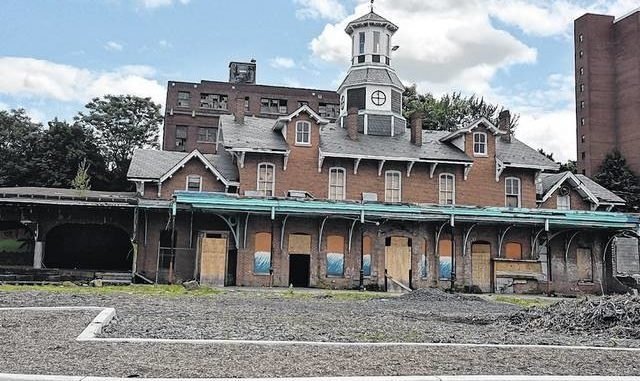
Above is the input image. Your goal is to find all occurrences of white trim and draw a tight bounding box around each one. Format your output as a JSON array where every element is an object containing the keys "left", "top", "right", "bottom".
[
  {"left": 319, "top": 150, "right": 471, "bottom": 167},
  {"left": 256, "top": 162, "right": 276, "bottom": 197},
  {"left": 472, "top": 132, "right": 488, "bottom": 156},
  {"left": 294, "top": 120, "right": 311, "bottom": 146},
  {"left": 440, "top": 116, "right": 506, "bottom": 142},
  {"left": 439, "top": 173, "right": 455, "bottom": 205},
  {"left": 159, "top": 149, "right": 230, "bottom": 186},
  {"left": 272, "top": 105, "right": 329, "bottom": 130},
  {"left": 185, "top": 175, "right": 203, "bottom": 192},
  {"left": 505, "top": 177, "right": 521, "bottom": 208},
  {"left": 384, "top": 170, "right": 402, "bottom": 203},
  {"left": 540, "top": 172, "right": 599, "bottom": 206},
  {"left": 328, "top": 167, "right": 347, "bottom": 201}
]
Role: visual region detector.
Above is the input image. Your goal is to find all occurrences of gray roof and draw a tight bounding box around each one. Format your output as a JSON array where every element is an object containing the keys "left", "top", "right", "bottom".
[
  {"left": 576, "top": 174, "right": 625, "bottom": 204},
  {"left": 0, "top": 187, "right": 137, "bottom": 207},
  {"left": 345, "top": 11, "right": 398, "bottom": 34},
  {"left": 339, "top": 67, "right": 404, "bottom": 91},
  {"left": 496, "top": 137, "right": 559, "bottom": 170},
  {"left": 220, "top": 115, "right": 289, "bottom": 152},
  {"left": 538, "top": 172, "right": 566, "bottom": 194},
  {"left": 127, "top": 149, "right": 238, "bottom": 182},
  {"left": 320, "top": 126, "right": 472, "bottom": 162}
]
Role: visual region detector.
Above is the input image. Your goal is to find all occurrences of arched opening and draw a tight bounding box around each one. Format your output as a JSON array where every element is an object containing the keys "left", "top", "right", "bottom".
[
  {"left": 0, "top": 221, "right": 35, "bottom": 266},
  {"left": 44, "top": 224, "right": 132, "bottom": 271}
]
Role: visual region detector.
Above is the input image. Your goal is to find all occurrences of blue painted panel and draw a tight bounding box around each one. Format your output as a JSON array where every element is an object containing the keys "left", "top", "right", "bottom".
[
  {"left": 254, "top": 251, "right": 270, "bottom": 274},
  {"left": 439, "top": 256, "right": 451, "bottom": 279},
  {"left": 326, "top": 253, "right": 344, "bottom": 276},
  {"left": 363, "top": 254, "right": 371, "bottom": 276}
]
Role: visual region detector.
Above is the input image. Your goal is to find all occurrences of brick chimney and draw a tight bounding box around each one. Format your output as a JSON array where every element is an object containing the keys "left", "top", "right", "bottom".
[
  {"left": 499, "top": 109, "right": 511, "bottom": 143},
  {"left": 347, "top": 107, "right": 358, "bottom": 141},
  {"left": 410, "top": 112, "right": 424, "bottom": 146},
  {"left": 234, "top": 98, "right": 245, "bottom": 124}
]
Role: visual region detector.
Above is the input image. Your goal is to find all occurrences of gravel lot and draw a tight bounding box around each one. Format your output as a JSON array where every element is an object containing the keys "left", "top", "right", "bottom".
[{"left": 1, "top": 287, "right": 640, "bottom": 377}]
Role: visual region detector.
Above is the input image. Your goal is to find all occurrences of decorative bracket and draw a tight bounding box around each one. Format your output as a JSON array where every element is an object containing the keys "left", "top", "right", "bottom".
[
  {"left": 464, "top": 164, "right": 472, "bottom": 181},
  {"left": 283, "top": 151, "right": 290, "bottom": 171},
  {"left": 407, "top": 161, "right": 416, "bottom": 177},
  {"left": 429, "top": 163, "right": 438, "bottom": 179},
  {"left": 348, "top": 219, "right": 358, "bottom": 253},
  {"left": 462, "top": 223, "right": 479, "bottom": 257},
  {"left": 353, "top": 158, "right": 362, "bottom": 174},
  {"left": 318, "top": 151, "right": 325, "bottom": 173},
  {"left": 280, "top": 214, "right": 290, "bottom": 251},
  {"left": 497, "top": 224, "right": 515, "bottom": 258},
  {"left": 239, "top": 151, "right": 246, "bottom": 169},
  {"left": 495, "top": 158, "right": 505, "bottom": 182},
  {"left": 377, "top": 160, "right": 386, "bottom": 176}
]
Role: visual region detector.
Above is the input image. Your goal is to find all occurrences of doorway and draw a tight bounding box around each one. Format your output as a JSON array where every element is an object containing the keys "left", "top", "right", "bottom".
[
  {"left": 471, "top": 242, "right": 491, "bottom": 292},
  {"left": 289, "top": 254, "right": 310, "bottom": 287},
  {"left": 385, "top": 236, "right": 412, "bottom": 291},
  {"left": 198, "top": 232, "right": 228, "bottom": 287}
]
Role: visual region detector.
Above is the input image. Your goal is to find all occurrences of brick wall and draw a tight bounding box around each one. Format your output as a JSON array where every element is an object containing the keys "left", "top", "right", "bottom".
[{"left": 540, "top": 186, "right": 592, "bottom": 210}]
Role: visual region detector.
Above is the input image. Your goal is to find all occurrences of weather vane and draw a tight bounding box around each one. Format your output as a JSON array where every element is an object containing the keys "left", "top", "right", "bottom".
[{"left": 370, "top": 0, "right": 374, "bottom": 12}]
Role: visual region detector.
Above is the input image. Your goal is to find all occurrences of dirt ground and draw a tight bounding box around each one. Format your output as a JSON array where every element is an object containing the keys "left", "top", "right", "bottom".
[{"left": 1, "top": 286, "right": 640, "bottom": 378}]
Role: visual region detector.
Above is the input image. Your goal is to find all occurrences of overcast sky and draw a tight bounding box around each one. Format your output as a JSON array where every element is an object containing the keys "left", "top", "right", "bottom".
[{"left": 1, "top": 0, "right": 638, "bottom": 162}]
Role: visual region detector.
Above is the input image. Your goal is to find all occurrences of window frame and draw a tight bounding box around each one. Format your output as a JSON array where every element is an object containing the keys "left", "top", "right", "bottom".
[
  {"left": 295, "top": 121, "right": 311, "bottom": 146},
  {"left": 177, "top": 91, "right": 190, "bottom": 108},
  {"left": 373, "top": 31, "right": 380, "bottom": 53},
  {"left": 256, "top": 162, "right": 276, "bottom": 197},
  {"left": 439, "top": 173, "right": 456, "bottom": 205},
  {"left": 328, "top": 167, "right": 347, "bottom": 201},
  {"left": 384, "top": 170, "right": 402, "bottom": 203},
  {"left": 505, "top": 177, "right": 521, "bottom": 208},
  {"left": 358, "top": 32, "right": 365, "bottom": 54},
  {"left": 175, "top": 125, "right": 187, "bottom": 149},
  {"left": 472, "top": 132, "right": 488, "bottom": 156},
  {"left": 557, "top": 194, "right": 571, "bottom": 210},
  {"left": 197, "top": 127, "right": 217, "bottom": 144},
  {"left": 185, "top": 175, "right": 202, "bottom": 192}
]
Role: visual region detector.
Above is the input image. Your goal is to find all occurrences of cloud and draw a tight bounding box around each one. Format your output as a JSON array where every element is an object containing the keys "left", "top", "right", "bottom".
[
  {"left": 104, "top": 41, "right": 124, "bottom": 52},
  {"left": 516, "top": 108, "right": 576, "bottom": 163},
  {"left": 0, "top": 57, "right": 165, "bottom": 107},
  {"left": 310, "top": 0, "right": 536, "bottom": 95},
  {"left": 294, "top": 0, "right": 347, "bottom": 21},
  {"left": 158, "top": 39, "right": 172, "bottom": 48},
  {"left": 136, "top": 0, "right": 190, "bottom": 9},
  {"left": 269, "top": 56, "right": 296, "bottom": 69}
]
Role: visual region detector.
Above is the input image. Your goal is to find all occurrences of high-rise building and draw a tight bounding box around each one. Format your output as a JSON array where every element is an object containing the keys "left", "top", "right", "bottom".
[{"left": 574, "top": 9, "right": 640, "bottom": 176}]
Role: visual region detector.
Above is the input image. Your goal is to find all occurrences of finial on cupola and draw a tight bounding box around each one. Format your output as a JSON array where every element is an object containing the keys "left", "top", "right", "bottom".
[{"left": 370, "top": 0, "right": 374, "bottom": 12}]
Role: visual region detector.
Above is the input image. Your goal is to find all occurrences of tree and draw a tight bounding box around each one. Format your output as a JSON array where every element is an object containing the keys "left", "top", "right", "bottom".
[
  {"left": 0, "top": 109, "right": 42, "bottom": 187},
  {"left": 559, "top": 160, "right": 577, "bottom": 174},
  {"left": 403, "top": 85, "right": 519, "bottom": 131},
  {"left": 593, "top": 150, "right": 640, "bottom": 212},
  {"left": 71, "top": 159, "right": 91, "bottom": 192},
  {"left": 75, "top": 95, "right": 162, "bottom": 190},
  {"left": 32, "top": 119, "right": 107, "bottom": 189}
]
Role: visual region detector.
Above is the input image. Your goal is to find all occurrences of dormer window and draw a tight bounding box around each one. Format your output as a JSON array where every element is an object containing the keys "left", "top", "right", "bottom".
[
  {"left": 473, "top": 132, "right": 487, "bottom": 156},
  {"left": 186, "top": 175, "right": 202, "bottom": 192},
  {"left": 295, "top": 121, "right": 311, "bottom": 145}
]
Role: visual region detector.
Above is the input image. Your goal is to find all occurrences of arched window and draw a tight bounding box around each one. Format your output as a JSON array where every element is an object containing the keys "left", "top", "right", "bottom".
[
  {"left": 505, "top": 242, "right": 522, "bottom": 260},
  {"left": 257, "top": 163, "right": 275, "bottom": 196},
  {"left": 505, "top": 177, "right": 521, "bottom": 207},
  {"left": 295, "top": 121, "right": 311, "bottom": 145},
  {"left": 186, "top": 175, "right": 202, "bottom": 192},
  {"left": 473, "top": 132, "right": 487, "bottom": 156},
  {"left": 385, "top": 170, "right": 401, "bottom": 203},
  {"left": 439, "top": 173, "right": 455, "bottom": 205},
  {"left": 328, "top": 167, "right": 346, "bottom": 200}
]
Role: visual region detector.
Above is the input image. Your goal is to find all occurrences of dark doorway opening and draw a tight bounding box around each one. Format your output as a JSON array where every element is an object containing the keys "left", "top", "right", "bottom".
[
  {"left": 226, "top": 248, "right": 237, "bottom": 286},
  {"left": 44, "top": 224, "right": 132, "bottom": 271},
  {"left": 0, "top": 221, "right": 34, "bottom": 266},
  {"left": 289, "top": 254, "right": 310, "bottom": 287}
]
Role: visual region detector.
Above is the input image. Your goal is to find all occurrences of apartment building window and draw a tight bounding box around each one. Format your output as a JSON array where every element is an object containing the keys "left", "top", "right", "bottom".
[
  {"left": 177, "top": 91, "right": 190, "bottom": 107},
  {"left": 200, "top": 93, "right": 228, "bottom": 110},
  {"left": 319, "top": 103, "right": 339, "bottom": 119},
  {"left": 244, "top": 97, "right": 250, "bottom": 112},
  {"left": 581, "top": 135, "right": 585, "bottom": 143},
  {"left": 373, "top": 31, "right": 380, "bottom": 53},
  {"left": 257, "top": 163, "right": 275, "bottom": 197},
  {"left": 581, "top": 152, "right": 586, "bottom": 159},
  {"left": 579, "top": 50, "right": 583, "bottom": 58},
  {"left": 328, "top": 167, "right": 346, "bottom": 200},
  {"left": 505, "top": 177, "right": 521, "bottom": 207},
  {"left": 557, "top": 194, "right": 571, "bottom": 210},
  {"left": 580, "top": 117, "right": 585, "bottom": 126},
  {"left": 473, "top": 132, "right": 487, "bottom": 156},
  {"left": 197, "top": 127, "right": 217, "bottom": 143},
  {"left": 580, "top": 84, "right": 584, "bottom": 93},
  {"left": 295, "top": 121, "right": 311, "bottom": 145},
  {"left": 439, "top": 173, "right": 455, "bottom": 205},
  {"left": 579, "top": 67, "right": 584, "bottom": 75},
  {"left": 385, "top": 170, "right": 401, "bottom": 203},
  {"left": 260, "top": 98, "right": 288, "bottom": 114},
  {"left": 580, "top": 100, "right": 585, "bottom": 109},
  {"left": 186, "top": 175, "right": 202, "bottom": 192},
  {"left": 175, "top": 126, "right": 187, "bottom": 149},
  {"left": 579, "top": 33, "right": 583, "bottom": 43},
  {"left": 359, "top": 32, "right": 365, "bottom": 54}
]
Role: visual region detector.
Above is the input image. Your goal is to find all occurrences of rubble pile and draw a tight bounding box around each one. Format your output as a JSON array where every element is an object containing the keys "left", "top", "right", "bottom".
[
  {"left": 399, "top": 288, "right": 484, "bottom": 302},
  {"left": 509, "top": 294, "right": 640, "bottom": 339}
]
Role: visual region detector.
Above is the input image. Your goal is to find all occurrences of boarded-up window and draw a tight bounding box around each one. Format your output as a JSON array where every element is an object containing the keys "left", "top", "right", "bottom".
[
  {"left": 326, "top": 235, "right": 345, "bottom": 276},
  {"left": 289, "top": 233, "right": 311, "bottom": 254},
  {"left": 577, "top": 248, "right": 593, "bottom": 281},
  {"left": 419, "top": 239, "right": 428, "bottom": 278},
  {"left": 253, "top": 232, "right": 271, "bottom": 274},
  {"left": 439, "top": 238, "right": 452, "bottom": 279},
  {"left": 505, "top": 242, "right": 522, "bottom": 260},
  {"left": 362, "top": 236, "right": 372, "bottom": 277}
]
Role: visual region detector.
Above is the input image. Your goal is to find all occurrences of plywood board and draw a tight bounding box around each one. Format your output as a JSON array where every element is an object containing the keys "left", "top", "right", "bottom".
[
  {"left": 494, "top": 260, "right": 541, "bottom": 274},
  {"left": 390, "top": 236, "right": 409, "bottom": 247},
  {"left": 255, "top": 232, "right": 271, "bottom": 252},
  {"left": 327, "top": 235, "right": 344, "bottom": 253},
  {"left": 362, "top": 236, "right": 372, "bottom": 255},
  {"left": 471, "top": 244, "right": 491, "bottom": 292},
  {"left": 385, "top": 246, "right": 411, "bottom": 286},
  {"left": 199, "top": 237, "right": 227, "bottom": 286},
  {"left": 576, "top": 248, "right": 593, "bottom": 281},
  {"left": 289, "top": 234, "right": 311, "bottom": 254},
  {"left": 505, "top": 242, "right": 522, "bottom": 260}
]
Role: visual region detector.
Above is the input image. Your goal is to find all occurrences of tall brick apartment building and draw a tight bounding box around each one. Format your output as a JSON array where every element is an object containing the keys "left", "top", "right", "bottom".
[
  {"left": 0, "top": 9, "right": 637, "bottom": 293},
  {"left": 575, "top": 8, "right": 640, "bottom": 176}
]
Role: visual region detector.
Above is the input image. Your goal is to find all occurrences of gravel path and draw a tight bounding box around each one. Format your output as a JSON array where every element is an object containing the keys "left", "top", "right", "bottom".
[{"left": 1, "top": 288, "right": 640, "bottom": 377}]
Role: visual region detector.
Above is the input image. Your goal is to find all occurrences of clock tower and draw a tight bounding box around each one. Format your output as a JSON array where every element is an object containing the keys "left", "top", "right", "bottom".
[{"left": 338, "top": 9, "right": 405, "bottom": 136}]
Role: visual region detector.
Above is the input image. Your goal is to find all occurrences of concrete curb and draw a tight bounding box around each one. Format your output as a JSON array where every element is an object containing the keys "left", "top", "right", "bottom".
[
  {"left": 1, "top": 374, "right": 640, "bottom": 381},
  {"left": 76, "top": 307, "right": 116, "bottom": 341}
]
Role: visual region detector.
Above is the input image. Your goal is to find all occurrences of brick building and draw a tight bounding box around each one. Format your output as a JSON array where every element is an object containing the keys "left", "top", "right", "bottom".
[{"left": 575, "top": 8, "right": 640, "bottom": 176}]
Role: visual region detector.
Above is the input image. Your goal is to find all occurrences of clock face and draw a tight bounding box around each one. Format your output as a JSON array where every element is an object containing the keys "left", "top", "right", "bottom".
[{"left": 371, "top": 90, "right": 386, "bottom": 106}]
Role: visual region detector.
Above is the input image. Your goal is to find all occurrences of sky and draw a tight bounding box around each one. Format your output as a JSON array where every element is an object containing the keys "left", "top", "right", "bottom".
[{"left": 1, "top": 0, "right": 639, "bottom": 162}]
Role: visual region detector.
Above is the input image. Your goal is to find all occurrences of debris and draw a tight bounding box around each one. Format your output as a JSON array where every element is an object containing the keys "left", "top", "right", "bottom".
[
  {"left": 61, "top": 281, "right": 77, "bottom": 287},
  {"left": 508, "top": 294, "right": 640, "bottom": 339},
  {"left": 397, "top": 288, "right": 484, "bottom": 302},
  {"left": 89, "top": 279, "right": 103, "bottom": 287},
  {"left": 182, "top": 280, "right": 199, "bottom": 291}
]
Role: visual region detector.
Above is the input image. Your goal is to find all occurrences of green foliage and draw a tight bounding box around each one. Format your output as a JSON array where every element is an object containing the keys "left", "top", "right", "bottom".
[
  {"left": 402, "top": 85, "right": 519, "bottom": 131},
  {"left": 559, "top": 160, "right": 577, "bottom": 174},
  {"left": 75, "top": 95, "right": 162, "bottom": 190},
  {"left": 0, "top": 109, "right": 42, "bottom": 186},
  {"left": 594, "top": 150, "right": 640, "bottom": 212},
  {"left": 494, "top": 295, "right": 557, "bottom": 308},
  {"left": 72, "top": 159, "right": 91, "bottom": 192}
]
